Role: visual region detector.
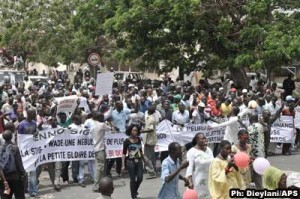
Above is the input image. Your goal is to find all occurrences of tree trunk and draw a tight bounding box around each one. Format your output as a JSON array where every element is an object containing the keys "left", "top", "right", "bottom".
[{"left": 229, "top": 67, "right": 248, "bottom": 89}]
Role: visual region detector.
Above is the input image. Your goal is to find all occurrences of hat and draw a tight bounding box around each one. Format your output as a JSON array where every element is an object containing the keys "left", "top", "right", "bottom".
[
  {"left": 248, "top": 100, "right": 258, "bottom": 109},
  {"left": 128, "top": 84, "right": 135, "bottom": 88},
  {"left": 247, "top": 91, "right": 253, "bottom": 97},
  {"left": 230, "top": 88, "right": 237, "bottom": 92},
  {"left": 287, "top": 172, "right": 300, "bottom": 188},
  {"left": 179, "top": 102, "right": 186, "bottom": 106},
  {"left": 286, "top": 95, "right": 295, "bottom": 102},
  {"left": 242, "top": 89, "right": 247, "bottom": 93},
  {"left": 219, "top": 87, "right": 224, "bottom": 91},
  {"left": 198, "top": 102, "right": 205, "bottom": 108},
  {"left": 174, "top": 94, "right": 182, "bottom": 99}
]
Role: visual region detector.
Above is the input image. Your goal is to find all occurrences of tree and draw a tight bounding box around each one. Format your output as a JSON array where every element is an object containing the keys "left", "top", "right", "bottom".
[
  {"left": 0, "top": 0, "right": 92, "bottom": 67},
  {"left": 74, "top": 0, "right": 300, "bottom": 87}
]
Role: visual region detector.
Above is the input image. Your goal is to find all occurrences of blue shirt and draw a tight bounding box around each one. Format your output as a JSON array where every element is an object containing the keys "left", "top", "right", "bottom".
[
  {"left": 112, "top": 109, "right": 130, "bottom": 132},
  {"left": 18, "top": 120, "right": 37, "bottom": 135},
  {"left": 157, "top": 156, "right": 181, "bottom": 199}
]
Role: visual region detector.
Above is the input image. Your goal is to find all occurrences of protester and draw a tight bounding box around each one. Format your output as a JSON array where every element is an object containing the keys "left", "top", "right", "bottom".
[
  {"left": 231, "top": 129, "right": 252, "bottom": 189},
  {"left": 143, "top": 105, "right": 158, "bottom": 176},
  {"left": 91, "top": 112, "right": 113, "bottom": 192},
  {"left": 0, "top": 130, "right": 26, "bottom": 199},
  {"left": 263, "top": 166, "right": 287, "bottom": 190},
  {"left": 17, "top": 108, "right": 39, "bottom": 197},
  {"left": 186, "top": 133, "right": 213, "bottom": 198},
  {"left": 261, "top": 104, "right": 284, "bottom": 156},
  {"left": 283, "top": 73, "right": 295, "bottom": 98},
  {"left": 108, "top": 101, "right": 131, "bottom": 177},
  {"left": 1, "top": 66, "right": 299, "bottom": 198},
  {"left": 122, "top": 125, "right": 144, "bottom": 199},
  {"left": 157, "top": 142, "right": 189, "bottom": 199},
  {"left": 208, "top": 140, "right": 242, "bottom": 198},
  {"left": 248, "top": 114, "right": 264, "bottom": 189},
  {"left": 98, "top": 177, "right": 114, "bottom": 199}
]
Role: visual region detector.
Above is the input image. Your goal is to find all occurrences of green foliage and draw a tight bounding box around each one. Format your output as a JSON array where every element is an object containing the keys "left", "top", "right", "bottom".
[
  {"left": 0, "top": 0, "right": 90, "bottom": 66},
  {"left": 1, "top": 0, "right": 300, "bottom": 73}
]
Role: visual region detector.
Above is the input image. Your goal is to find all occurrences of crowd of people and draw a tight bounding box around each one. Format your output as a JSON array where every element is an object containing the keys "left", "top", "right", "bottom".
[{"left": 0, "top": 67, "right": 299, "bottom": 199}]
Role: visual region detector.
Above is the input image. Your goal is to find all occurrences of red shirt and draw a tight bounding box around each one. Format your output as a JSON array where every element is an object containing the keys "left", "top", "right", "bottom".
[{"left": 282, "top": 108, "right": 295, "bottom": 118}]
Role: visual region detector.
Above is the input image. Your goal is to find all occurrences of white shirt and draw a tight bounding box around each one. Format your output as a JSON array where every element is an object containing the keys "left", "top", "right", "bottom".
[
  {"left": 90, "top": 121, "right": 111, "bottom": 152},
  {"left": 192, "top": 110, "right": 207, "bottom": 124},
  {"left": 263, "top": 101, "right": 275, "bottom": 115},
  {"left": 249, "top": 79, "right": 258, "bottom": 90},
  {"left": 213, "top": 116, "right": 240, "bottom": 144},
  {"left": 172, "top": 110, "right": 190, "bottom": 125},
  {"left": 128, "top": 112, "right": 144, "bottom": 127}
]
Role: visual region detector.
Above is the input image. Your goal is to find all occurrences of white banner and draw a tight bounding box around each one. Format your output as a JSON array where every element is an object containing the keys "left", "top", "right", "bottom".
[
  {"left": 55, "top": 95, "right": 78, "bottom": 113},
  {"left": 95, "top": 73, "right": 114, "bottom": 96},
  {"left": 18, "top": 127, "right": 94, "bottom": 172},
  {"left": 270, "top": 115, "right": 294, "bottom": 143},
  {"left": 18, "top": 117, "right": 295, "bottom": 172}
]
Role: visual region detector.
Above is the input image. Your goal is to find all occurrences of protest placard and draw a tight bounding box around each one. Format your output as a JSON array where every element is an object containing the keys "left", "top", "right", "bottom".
[
  {"left": 18, "top": 127, "right": 94, "bottom": 172},
  {"left": 79, "top": 96, "right": 90, "bottom": 113},
  {"left": 55, "top": 95, "right": 78, "bottom": 113},
  {"left": 270, "top": 116, "right": 294, "bottom": 143},
  {"left": 95, "top": 72, "right": 114, "bottom": 96},
  {"left": 18, "top": 117, "right": 294, "bottom": 172}
]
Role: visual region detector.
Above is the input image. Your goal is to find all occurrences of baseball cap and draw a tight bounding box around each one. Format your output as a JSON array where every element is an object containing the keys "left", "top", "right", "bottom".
[
  {"left": 230, "top": 88, "right": 237, "bottom": 92},
  {"left": 242, "top": 89, "right": 247, "bottom": 93},
  {"left": 287, "top": 172, "right": 300, "bottom": 188},
  {"left": 286, "top": 95, "right": 295, "bottom": 102},
  {"left": 198, "top": 102, "right": 205, "bottom": 108},
  {"left": 174, "top": 94, "right": 182, "bottom": 99}
]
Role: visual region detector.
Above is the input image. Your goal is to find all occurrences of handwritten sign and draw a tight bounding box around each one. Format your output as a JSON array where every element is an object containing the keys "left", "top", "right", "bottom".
[{"left": 95, "top": 73, "right": 114, "bottom": 96}]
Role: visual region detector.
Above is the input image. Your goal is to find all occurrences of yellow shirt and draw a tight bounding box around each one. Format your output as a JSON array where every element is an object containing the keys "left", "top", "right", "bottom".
[
  {"left": 221, "top": 103, "right": 232, "bottom": 117},
  {"left": 208, "top": 157, "right": 242, "bottom": 199}
]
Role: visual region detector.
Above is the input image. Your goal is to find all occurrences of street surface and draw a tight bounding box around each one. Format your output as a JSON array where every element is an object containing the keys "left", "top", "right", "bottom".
[{"left": 30, "top": 148, "right": 300, "bottom": 199}]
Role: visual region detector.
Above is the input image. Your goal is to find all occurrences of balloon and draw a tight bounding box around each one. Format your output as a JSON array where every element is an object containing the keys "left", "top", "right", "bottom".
[
  {"left": 253, "top": 157, "right": 270, "bottom": 175},
  {"left": 183, "top": 189, "right": 198, "bottom": 199},
  {"left": 234, "top": 152, "right": 250, "bottom": 168}
]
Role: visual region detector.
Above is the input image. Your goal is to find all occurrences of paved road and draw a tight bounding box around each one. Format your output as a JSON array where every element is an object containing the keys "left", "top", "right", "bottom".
[{"left": 29, "top": 148, "right": 300, "bottom": 199}]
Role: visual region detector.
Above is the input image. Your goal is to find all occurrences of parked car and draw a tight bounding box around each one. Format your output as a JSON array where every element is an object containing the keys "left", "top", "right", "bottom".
[
  {"left": 0, "top": 70, "right": 25, "bottom": 84},
  {"left": 113, "top": 71, "right": 144, "bottom": 86},
  {"left": 27, "top": 76, "right": 49, "bottom": 84}
]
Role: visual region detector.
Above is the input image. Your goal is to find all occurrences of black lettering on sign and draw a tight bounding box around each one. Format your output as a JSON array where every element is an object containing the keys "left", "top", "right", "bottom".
[
  {"left": 69, "top": 129, "right": 90, "bottom": 135},
  {"left": 157, "top": 133, "right": 167, "bottom": 139},
  {"left": 67, "top": 151, "right": 87, "bottom": 159},
  {"left": 35, "top": 128, "right": 65, "bottom": 141},
  {"left": 88, "top": 151, "right": 95, "bottom": 158},
  {"left": 30, "top": 147, "right": 42, "bottom": 155},
  {"left": 21, "top": 150, "right": 29, "bottom": 157},
  {"left": 113, "top": 138, "right": 124, "bottom": 145},
  {"left": 107, "top": 139, "right": 113, "bottom": 145},
  {"left": 77, "top": 138, "right": 93, "bottom": 145}
]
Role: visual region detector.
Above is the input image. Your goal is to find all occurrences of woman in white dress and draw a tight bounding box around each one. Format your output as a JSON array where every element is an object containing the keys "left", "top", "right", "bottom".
[{"left": 186, "top": 133, "right": 214, "bottom": 198}]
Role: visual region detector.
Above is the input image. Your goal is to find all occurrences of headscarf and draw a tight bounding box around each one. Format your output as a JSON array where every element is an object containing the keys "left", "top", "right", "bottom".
[{"left": 263, "top": 166, "right": 285, "bottom": 190}]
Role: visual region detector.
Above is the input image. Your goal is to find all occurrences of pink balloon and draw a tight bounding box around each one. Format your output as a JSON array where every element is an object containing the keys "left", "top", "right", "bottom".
[
  {"left": 234, "top": 152, "right": 250, "bottom": 168},
  {"left": 183, "top": 189, "right": 198, "bottom": 199},
  {"left": 253, "top": 157, "right": 270, "bottom": 175}
]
